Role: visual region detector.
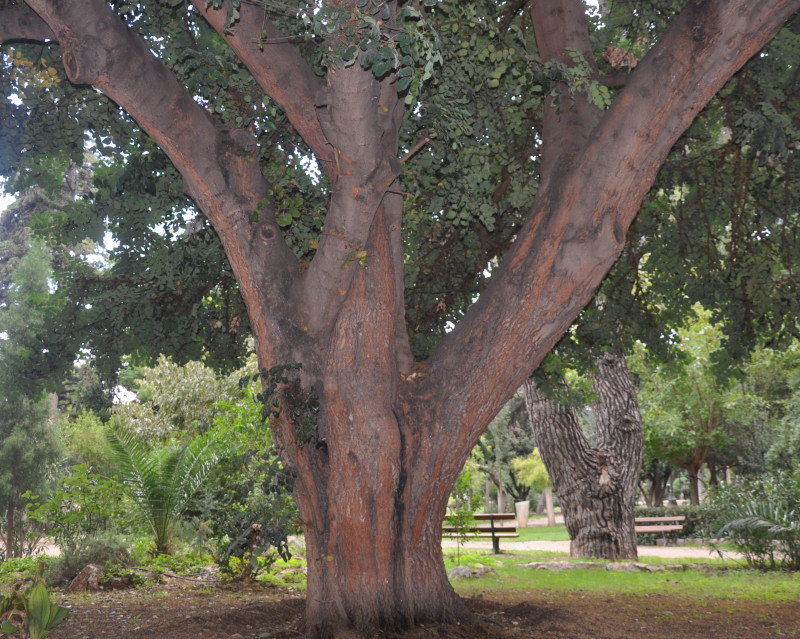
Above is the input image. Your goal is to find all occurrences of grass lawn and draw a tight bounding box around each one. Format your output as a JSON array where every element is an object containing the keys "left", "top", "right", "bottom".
[
  {"left": 514, "top": 524, "right": 570, "bottom": 542},
  {"left": 443, "top": 548, "right": 800, "bottom": 603}
]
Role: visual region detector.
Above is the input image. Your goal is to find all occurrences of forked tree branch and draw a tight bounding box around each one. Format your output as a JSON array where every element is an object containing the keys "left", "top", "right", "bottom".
[{"left": 189, "top": 0, "right": 338, "bottom": 180}]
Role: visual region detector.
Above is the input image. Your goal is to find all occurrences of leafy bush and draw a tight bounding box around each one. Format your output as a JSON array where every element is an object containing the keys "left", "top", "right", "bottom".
[
  {"left": 26, "top": 464, "right": 131, "bottom": 548},
  {"left": 254, "top": 554, "right": 307, "bottom": 589},
  {"left": 0, "top": 563, "right": 70, "bottom": 639},
  {"left": 143, "top": 548, "right": 213, "bottom": 576},
  {"left": 46, "top": 533, "right": 131, "bottom": 586},
  {"left": 192, "top": 394, "right": 298, "bottom": 579},
  {"left": 61, "top": 410, "right": 116, "bottom": 476},
  {"left": 0, "top": 557, "right": 54, "bottom": 587},
  {"left": 205, "top": 456, "right": 296, "bottom": 579},
  {"left": 706, "top": 474, "right": 800, "bottom": 570}
]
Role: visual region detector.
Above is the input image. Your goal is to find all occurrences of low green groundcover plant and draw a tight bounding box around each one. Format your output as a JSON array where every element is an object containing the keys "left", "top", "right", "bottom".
[{"left": 0, "top": 558, "right": 53, "bottom": 588}]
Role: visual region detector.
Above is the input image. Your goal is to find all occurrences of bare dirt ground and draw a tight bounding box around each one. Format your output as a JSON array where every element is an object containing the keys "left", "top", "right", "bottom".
[{"left": 49, "top": 579, "right": 800, "bottom": 639}]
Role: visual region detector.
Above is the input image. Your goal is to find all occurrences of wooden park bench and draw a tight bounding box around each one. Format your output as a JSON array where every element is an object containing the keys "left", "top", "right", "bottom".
[
  {"left": 634, "top": 515, "right": 685, "bottom": 541},
  {"left": 443, "top": 512, "right": 519, "bottom": 554}
]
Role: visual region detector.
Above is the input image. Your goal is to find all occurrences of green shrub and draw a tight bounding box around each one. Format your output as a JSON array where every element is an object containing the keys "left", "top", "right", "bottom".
[
  {"left": 195, "top": 408, "right": 298, "bottom": 578},
  {"left": 0, "top": 564, "right": 70, "bottom": 639},
  {"left": 26, "top": 464, "right": 131, "bottom": 548},
  {"left": 143, "top": 548, "right": 213, "bottom": 576},
  {"left": 46, "top": 533, "right": 131, "bottom": 586},
  {"left": 0, "top": 557, "right": 54, "bottom": 587},
  {"left": 706, "top": 473, "right": 800, "bottom": 570}
]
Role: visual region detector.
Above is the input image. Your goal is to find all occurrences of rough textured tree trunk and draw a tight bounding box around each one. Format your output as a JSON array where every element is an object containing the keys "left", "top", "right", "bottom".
[
  {"left": 524, "top": 354, "right": 642, "bottom": 559},
  {"left": 10, "top": 0, "right": 799, "bottom": 634}
]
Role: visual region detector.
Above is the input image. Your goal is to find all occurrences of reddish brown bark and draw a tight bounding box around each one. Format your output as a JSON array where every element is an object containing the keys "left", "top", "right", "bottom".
[{"left": 7, "top": 0, "right": 800, "bottom": 634}]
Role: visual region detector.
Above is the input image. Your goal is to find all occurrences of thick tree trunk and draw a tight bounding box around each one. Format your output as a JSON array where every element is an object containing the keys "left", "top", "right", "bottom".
[
  {"left": 297, "top": 475, "right": 462, "bottom": 635},
  {"left": 263, "top": 206, "right": 472, "bottom": 633},
  {"left": 679, "top": 446, "right": 708, "bottom": 506},
  {"left": 524, "top": 354, "right": 642, "bottom": 560},
  {"left": 273, "top": 374, "right": 468, "bottom": 635}
]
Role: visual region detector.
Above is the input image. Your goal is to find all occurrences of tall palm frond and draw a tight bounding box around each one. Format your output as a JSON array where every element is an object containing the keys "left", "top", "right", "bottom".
[{"left": 105, "top": 422, "right": 220, "bottom": 554}]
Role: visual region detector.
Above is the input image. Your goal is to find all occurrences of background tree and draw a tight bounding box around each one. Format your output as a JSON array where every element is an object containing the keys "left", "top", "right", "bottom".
[
  {"left": 717, "top": 346, "right": 800, "bottom": 478},
  {"left": 475, "top": 391, "right": 535, "bottom": 511},
  {"left": 511, "top": 448, "right": 556, "bottom": 526},
  {"left": 112, "top": 355, "right": 244, "bottom": 441},
  {"left": 764, "top": 344, "right": 800, "bottom": 474},
  {"left": 2, "top": 0, "right": 798, "bottom": 634},
  {"left": 524, "top": 353, "right": 643, "bottom": 559},
  {"left": 0, "top": 242, "right": 64, "bottom": 558},
  {"left": 633, "top": 307, "right": 728, "bottom": 505},
  {"left": 529, "top": 6, "right": 800, "bottom": 532}
]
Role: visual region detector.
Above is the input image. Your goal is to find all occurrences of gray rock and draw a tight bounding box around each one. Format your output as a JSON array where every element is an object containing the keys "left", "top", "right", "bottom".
[
  {"left": 447, "top": 565, "right": 473, "bottom": 579},
  {"left": 447, "top": 564, "right": 498, "bottom": 579}
]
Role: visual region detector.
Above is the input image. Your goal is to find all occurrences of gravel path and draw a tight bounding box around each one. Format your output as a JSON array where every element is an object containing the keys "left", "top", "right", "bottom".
[{"left": 441, "top": 538, "right": 743, "bottom": 560}]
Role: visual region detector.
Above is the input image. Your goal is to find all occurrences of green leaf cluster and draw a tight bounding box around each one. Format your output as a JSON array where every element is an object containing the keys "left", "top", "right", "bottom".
[
  {"left": 25, "top": 464, "right": 129, "bottom": 549},
  {"left": 0, "top": 566, "right": 69, "bottom": 639},
  {"left": 511, "top": 448, "right": 552, "bottom": 492}
]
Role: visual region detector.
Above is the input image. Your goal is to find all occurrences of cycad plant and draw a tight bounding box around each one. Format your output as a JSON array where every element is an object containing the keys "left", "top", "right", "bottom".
[
  {"left": 717, "top": 485, "right": 800, "bottom": 571},
  {"left": 105, "top": 422, "right": 219, "bottom": 555}
]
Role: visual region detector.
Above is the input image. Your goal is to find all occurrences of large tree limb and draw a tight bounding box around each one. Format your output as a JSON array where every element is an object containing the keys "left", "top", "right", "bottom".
[
  {"left": 421, "top": 0, "right": 800, "bottom": 458},
  {"left": 295, "top": 61, "right": 404, "bottom": 337},
  {"left": 24, "top": 0, "right": 300, "bottom": 367},
  {"left": 531, "top": 0, "right": 603, "bottom": 185},
  {"left": 189, "top": 0, "right": 337, "bottom": 180},
  {"left": 0, "top": 5, "right": 54, "bottom": 41}
]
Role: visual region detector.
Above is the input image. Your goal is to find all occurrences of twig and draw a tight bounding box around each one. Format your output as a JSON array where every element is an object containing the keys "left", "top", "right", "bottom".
[{"left": 400, "top": 133, "right": 430, "bottom": 163}]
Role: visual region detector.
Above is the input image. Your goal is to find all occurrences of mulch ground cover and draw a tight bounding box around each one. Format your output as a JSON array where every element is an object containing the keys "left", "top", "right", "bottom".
[{"left": 50, "top": 579, "right": 800, "bottom": 638}]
